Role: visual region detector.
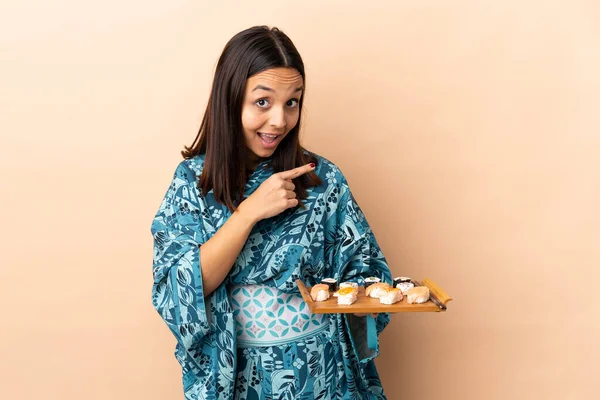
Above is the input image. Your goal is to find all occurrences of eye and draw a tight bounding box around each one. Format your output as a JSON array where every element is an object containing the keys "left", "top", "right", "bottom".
[
  {"left": 287, "top": 98, "right": 299, "bottom": 108},
  {"left": 255, "top": 98, "right": 270, "bottom": 108}
]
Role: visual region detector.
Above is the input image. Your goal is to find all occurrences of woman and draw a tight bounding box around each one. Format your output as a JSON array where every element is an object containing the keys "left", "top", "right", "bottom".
[{"left": 151, "top": 26, "right": 392, "bottom": 399}]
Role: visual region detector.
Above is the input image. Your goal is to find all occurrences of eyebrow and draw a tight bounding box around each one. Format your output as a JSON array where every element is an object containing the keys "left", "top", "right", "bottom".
[{"left": 251, "top": 85, "right": 303, "bottom": 93}]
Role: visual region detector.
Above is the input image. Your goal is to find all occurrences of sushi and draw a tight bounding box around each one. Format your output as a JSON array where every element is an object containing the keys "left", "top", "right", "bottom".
[
  {"left": 365, "top": 282, "right": 392, "bottom": 299},
  {"left": 397, "top": 282, "right": 414, "bottom": 295},
  {"left": 334, "top": 287, "right": 358, "bottom": 305},
  {"left": 393, "top": 276, "right": 411, "bottom": 287},
  {"left": 310, "top": 284, "right": 330, "bottom": 302},
  {"left": 393, "top": 277, "right": 414, "bottom": 294},
  {"left": 379, "top": 288, "right": 403, "bottom": 305},
  {"left": 406, "top": 286, "right": 430, "bottom": 304},
  {"left": 339, "top": 281, "right": 358, "bottom": 290},
  {"left": 363, "top": 277, "right": 381, "bottom": 288},
  {"left": 321, "top": 278, "right": 338, "bottom": 292}
]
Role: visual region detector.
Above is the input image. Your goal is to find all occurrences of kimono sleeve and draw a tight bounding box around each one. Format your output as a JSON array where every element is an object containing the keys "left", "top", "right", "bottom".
[
  {"left": 331, "top": 181, "right": 393, "bottom": 362},
  {"left": 150, "top": 161, "right": 212, "bottom": 376}
]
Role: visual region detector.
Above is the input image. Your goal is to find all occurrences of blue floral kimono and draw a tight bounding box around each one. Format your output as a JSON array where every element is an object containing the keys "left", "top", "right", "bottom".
[{"left": 151, "top": 153, "right": 392, "bottom": 399}]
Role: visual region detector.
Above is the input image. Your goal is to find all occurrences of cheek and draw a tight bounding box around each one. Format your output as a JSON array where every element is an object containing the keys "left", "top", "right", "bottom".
[
  {"left": 286, "top": 111, "right": 300, "bottom": 131},
  {"left": 242, "top": 109, "right": 264, "bottom": 132}
]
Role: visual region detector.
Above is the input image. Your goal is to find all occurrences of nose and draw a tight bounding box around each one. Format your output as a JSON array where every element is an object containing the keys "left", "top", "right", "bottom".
[{"left": 269, "top": 106, "right": 286, "bottom": 130}]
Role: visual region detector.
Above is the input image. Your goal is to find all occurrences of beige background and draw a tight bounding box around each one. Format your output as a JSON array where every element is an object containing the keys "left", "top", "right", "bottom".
[{"left": 1, "top": 0, "right": 599, "bottom": 399}]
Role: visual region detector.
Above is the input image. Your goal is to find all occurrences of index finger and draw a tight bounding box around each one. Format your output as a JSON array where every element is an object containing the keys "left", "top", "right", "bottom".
[{"left": 278, "top": 163, "right": 315, "bottom": 180}]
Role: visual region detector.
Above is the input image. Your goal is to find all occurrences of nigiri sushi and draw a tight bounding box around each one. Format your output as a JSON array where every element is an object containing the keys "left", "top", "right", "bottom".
[
  {"left": 379, "top": 288, "right": 403, "bottom": 305},
  {"left": 310, "top": 284, "right": 330, "bottom": 302},
  {"left": 365, "top": 282, "right": 392, "bottom": 299},
  {"left": 334, "top": 287, "right": 358, "bottom": 305},
  {"left": 406, "top": 286, "right": 430, "bottom": 304}
]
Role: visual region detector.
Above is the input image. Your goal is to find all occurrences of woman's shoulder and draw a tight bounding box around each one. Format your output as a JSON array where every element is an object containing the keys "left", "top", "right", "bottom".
[
  {"left": 173, "top": 154, "right": 206, "bottom": 179},
  {"left": 307, "top": 151, "right": 349, "bottom": 184}
]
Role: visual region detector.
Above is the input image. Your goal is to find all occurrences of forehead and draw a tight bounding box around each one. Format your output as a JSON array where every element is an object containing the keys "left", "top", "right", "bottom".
[{"left": 246, "top": 67, "right": 303, "bottom": 91}]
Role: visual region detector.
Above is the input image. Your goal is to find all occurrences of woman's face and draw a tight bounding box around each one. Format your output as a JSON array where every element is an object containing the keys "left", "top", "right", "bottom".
[{"left": 241, "top": 67, "right": 304, "bottom": 164}]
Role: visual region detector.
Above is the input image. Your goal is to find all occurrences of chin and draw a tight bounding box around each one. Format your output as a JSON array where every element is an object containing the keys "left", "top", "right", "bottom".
[{"left": 254, "top": 147, "right": 277, "bottom": 158}]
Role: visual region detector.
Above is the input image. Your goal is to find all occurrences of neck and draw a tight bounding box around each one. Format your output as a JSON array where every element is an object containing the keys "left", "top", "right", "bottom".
[{"left": 246, "top": 152, "right": 266, "bottom": 172}]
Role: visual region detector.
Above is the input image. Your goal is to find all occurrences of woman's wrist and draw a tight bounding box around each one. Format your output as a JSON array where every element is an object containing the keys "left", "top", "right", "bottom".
[{"left": 233, "top": 205, "right": 259, "bottom": 227}]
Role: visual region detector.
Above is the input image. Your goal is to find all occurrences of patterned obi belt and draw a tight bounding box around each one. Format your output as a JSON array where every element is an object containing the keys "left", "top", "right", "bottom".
[{"left": 230, "top": 284, "right": 330, "bottom": 348}]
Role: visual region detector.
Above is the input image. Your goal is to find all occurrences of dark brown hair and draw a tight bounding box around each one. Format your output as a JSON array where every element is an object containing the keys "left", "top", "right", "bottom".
[{"left": 182, "top": 26, "right": 322, "bottom": 211}]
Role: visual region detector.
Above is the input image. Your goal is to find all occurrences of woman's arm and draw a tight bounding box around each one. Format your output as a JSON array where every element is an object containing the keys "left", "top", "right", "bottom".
[
  {"left": 199, "top": 210, "right": 256, "bottom": 296},
  {"left": 199, "top": 163, "right": 316, "bottom": 296}
]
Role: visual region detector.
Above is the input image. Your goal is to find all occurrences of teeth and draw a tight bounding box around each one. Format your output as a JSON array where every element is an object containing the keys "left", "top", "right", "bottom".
[{"left": 260, "top": 133, "right": 277, "bottom": 138}]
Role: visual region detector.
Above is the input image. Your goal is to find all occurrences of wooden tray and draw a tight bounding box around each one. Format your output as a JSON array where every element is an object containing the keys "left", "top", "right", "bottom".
[{"left": 296, "top": 278, "right": 452, "bottom": 314}]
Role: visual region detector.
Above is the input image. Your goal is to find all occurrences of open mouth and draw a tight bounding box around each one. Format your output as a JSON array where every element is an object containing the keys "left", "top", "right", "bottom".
[{"left": 257, "top": 132, "right": 282, "bottom": 148}]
